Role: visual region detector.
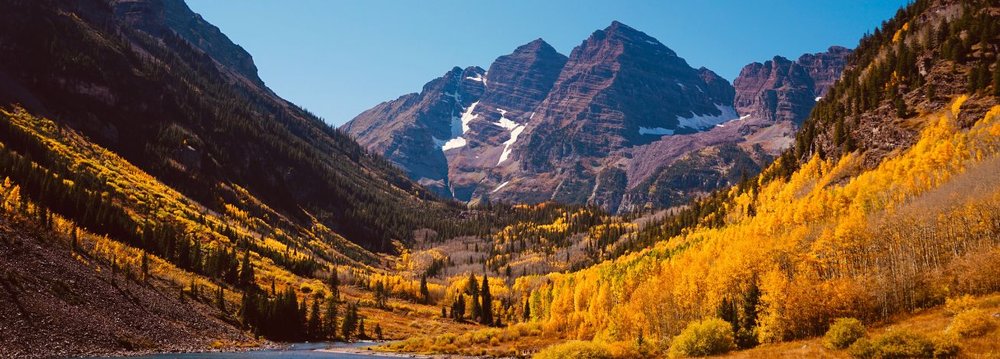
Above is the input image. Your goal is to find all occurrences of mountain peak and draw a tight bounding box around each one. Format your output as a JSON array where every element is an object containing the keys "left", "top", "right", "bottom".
[
  {"left": 589, "top": 20, "right": 676, "bottom": 57},
  {"left": 513, "top": 38, "right": 562, "bottom": 57}
]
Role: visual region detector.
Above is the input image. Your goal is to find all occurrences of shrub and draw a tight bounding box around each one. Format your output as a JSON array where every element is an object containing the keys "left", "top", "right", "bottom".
[
  {"left": 944, "top": 295, "right": 976, "bottom": 315},
  {"left": 668, "top": 318, "right": 736, "bottom": 358},
  {"left": 825, "top": 318, "right": 866, "bottom": 349},
  {"left": 533, "top": 341, "right": 612, "bottom": 359},
  {"left": 947, "top": 308, "right": 995, "bottom": 338},
  {"left": 848, "top": 338, "right": 876, "bottom": 359},
  {"left": 932, "top": 333, "right": 960, "bottom": 358},
  {"left": 849, "top": 330, "right": 935, "bottom": 358}
]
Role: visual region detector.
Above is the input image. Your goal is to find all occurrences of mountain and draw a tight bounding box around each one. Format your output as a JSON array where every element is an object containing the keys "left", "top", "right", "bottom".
[
  {"left": 733, "top": 48, "right": 851, "bottom": 127},
  {"left": 0, "top": 0, "right": 447, "bottom": 255},
  {"left": 344, "top": 39, "right": 568, "bottom": 199},
  {"left": 345, "top": 23, "right": 851, "bottom": 213}
]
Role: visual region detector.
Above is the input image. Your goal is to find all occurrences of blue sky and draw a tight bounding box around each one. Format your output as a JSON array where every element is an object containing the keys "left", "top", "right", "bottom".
[{"left": 187, "top": 0, "right": 908, "bottom": 126}]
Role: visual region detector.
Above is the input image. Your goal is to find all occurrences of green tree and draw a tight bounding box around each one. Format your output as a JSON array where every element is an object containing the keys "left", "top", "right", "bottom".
[
  {"left": 341, "top": 303, "right": 358, "bottom": 340},
  {"left": 307, "top": 296, "right": 321, "bottom": 339},
  {"left": 480, "top": 275, "right": 493, "bottom": 326},
  {"left": 140, "top": 250, "right": 149, "bottom": 282},
  {"left": 327, "top": 268, "right": 339, "bottom": 302},
  {"left": 323, "top": 295, "right": 338, "bottom": 340},
  {"left": 238, "top": 251, "right": 255, "bottom": 290},
  {"left": 523, "top": 298, "right": 531, "bottom": 322},
  {"left": 419, "top": 275, "right": 430, "bottom": 304},
  {"left": 466, "top": 273, "right": 481, "bottom": 321},
  {"left": 374, "top": 323, "right": 384, "bottom": 341},
  {"left": 216, "top": 285, "right": 226, "bottom": 313},
  {"left": 452, "top": 293, "right": 466, "bottom": 321}
]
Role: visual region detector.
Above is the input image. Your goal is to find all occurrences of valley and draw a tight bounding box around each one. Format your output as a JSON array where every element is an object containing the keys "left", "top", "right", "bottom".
[{"left": 0, "top": 0, "right": 998, "bottom": 358}]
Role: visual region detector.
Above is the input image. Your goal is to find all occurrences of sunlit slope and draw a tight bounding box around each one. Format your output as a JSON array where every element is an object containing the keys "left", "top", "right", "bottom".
[
  {"left": 0, "top": 107, "right": 477, "bottom": 340},
  {"left": 388, "top": 98, "right": 1000, "bottom": 356},
  {"left": 519, "top": 98, "right": 1000, "bottom": 343}
]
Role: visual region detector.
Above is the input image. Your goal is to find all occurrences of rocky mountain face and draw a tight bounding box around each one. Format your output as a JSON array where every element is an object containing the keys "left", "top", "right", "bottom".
[
  {"left": 344, "top": 22, "right": 852, "bottom": 213},
  {"left": 733, "top": 46, "right": 852, "bottom": 126},
  {"left": 111, "top": 0, "right": 266, "bottom": 88}
]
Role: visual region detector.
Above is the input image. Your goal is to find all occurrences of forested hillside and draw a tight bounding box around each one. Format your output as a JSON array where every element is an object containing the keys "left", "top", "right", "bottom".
[
  {"left": 0, "top": 0, "right": 451, "bottom": 255},
  {"left": 386, "top": 0, "right": 1000, "bottom": 357}
]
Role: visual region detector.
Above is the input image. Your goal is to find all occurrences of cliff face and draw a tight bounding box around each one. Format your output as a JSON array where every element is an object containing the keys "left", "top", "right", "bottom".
[
  {"left": 345, "top": 23, "right": 853, "bottom": 213},
  {"left": 733, "top": 47, "right": 853, "bottom": 126}
]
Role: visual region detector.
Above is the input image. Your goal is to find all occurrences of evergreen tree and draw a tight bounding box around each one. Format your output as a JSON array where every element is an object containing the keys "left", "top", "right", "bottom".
[
  {"left": 451, "top": 293, "right": 466, "bottom": 321},
  {"left": 308, "top": 295, "right": 321, "bottom": 339},
  {"left": 737, "top": 279, "right": 762, "bottom": 349},
  {"left": 323, "top": 295, "right": 338, "bottom": 340},
  {"left": 71, "top": 226, "right": 79, "bottom": 252},
  {"left": 140, "top": 250, "right": 149, "bottom": 282},
  {"left": 419, "top": 275, "right": 430, "bottom": 304},
  {"left": 238, "top": 251, "right": 255, "bottom": 290},
  {"left": 466, "top": 273, "right": 481, "bottom": 321},
  {"left": 522, "top": 298, "right": 531, "bottom": 322},
  {"left": 480, "top": 275, "right": 493, "bottom": 326},
  {"left": 327, "top": 268, "right": 340, "bottom": 302},
  {"left": 374, "top": 323, "right": 383, "bottom": 341},
  {"left": 341, "top": 303, "right": 358, "bottom": 340},
  {"left": 358, "top": 318, "right": 367, "bottom": 339},
  {"left": 374, "top": 280, "right": 387, "bottom": 308},
  {"left": 216, "top": 285, "right": 225, "bottom": 313}
]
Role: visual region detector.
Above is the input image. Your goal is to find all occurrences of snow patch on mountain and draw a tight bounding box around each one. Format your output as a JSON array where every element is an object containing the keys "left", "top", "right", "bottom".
[
  {"left": 466, "top": 72, "right": 487, "bottom": 85},
  {"left": 442, "top": 137, "right": 467, "bottom": 151},
  {"left": 497, "top": 125, "right": 525, "bottom": 165},
  {"left": 676, "top": 104, "right": 740, "bottom": 130},
  {"left": 639, "top": 127, "right": 675, "bottom": 136},
  {"left": 460, "top": 101, "right": 480, "bottom": 134},
  {"left": 492, "top": 181, "right": 510, "bottom": 193}
]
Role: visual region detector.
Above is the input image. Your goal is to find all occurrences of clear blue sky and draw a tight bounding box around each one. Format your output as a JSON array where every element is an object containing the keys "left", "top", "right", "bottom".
[{"left": 187, "top": 0, "right": 909, "bottom": 126}]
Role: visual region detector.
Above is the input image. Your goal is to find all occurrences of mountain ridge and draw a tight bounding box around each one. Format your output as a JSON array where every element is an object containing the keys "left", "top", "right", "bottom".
[{"left": 344, "top": 21, "right": 851, "bottom": 213}]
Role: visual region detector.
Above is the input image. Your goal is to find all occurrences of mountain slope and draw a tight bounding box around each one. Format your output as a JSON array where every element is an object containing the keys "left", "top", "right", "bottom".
[{"left": 0, "top": 0, "right": 442, "bottom": 255}]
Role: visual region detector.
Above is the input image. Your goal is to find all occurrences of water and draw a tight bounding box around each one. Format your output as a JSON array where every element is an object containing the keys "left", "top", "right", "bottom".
[{"left": 94, "top": 342, "right": 408, "bottom": 358}]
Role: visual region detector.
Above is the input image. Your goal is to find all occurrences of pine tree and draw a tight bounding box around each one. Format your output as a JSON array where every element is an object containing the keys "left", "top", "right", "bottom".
[
  {"left": 357, "top": 318, "right": 366, "bottom": 339},
  {"left": 341, "top": 304, "right": 358, "bottom": 340},
  {"left": 717, "top": 297, "right": 739, "bottom": 334},
  {"left": 323, "top": 295, "right": 338, "bottom": 340},
  {"left": 327, "top": 267, "right": 339, "bottom": 302},
  {"left": 374, "top": 323, "right": 384, "bottom": 341},
  {"left": 71, "top": 226, "right": 79, "bottom": 252},
  {"left": 419, "top": 275, "right": 430, "bottom": 304},
  {"left": 140, "top": 250, "right": 149, "bottom": 283},
  {"left": 522, "top": 298, "right": 531, "bottom": 322},
  {"left": 238, "top": 251, "right": 255, "bottom": 290},
  {"left": 374, "top": 280, "right": 387, "bottom": 308},
  {"left": 466, "top": 273, "right": 480, "bottom": 321},
  {"left": 217, "top": 285, "right": 226, "bottom": 313},
  {"left": 452, "top": 293, "right": 466, "bottom": 321},
  {"left": 480, "top": 275, "right": 493, "bottom": 326},
  {"left": 307, "top": 296, "right": 321, "bottom": 339},
  {"left": 737, "top": 279, "right": 762, "bottom": 349}
]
